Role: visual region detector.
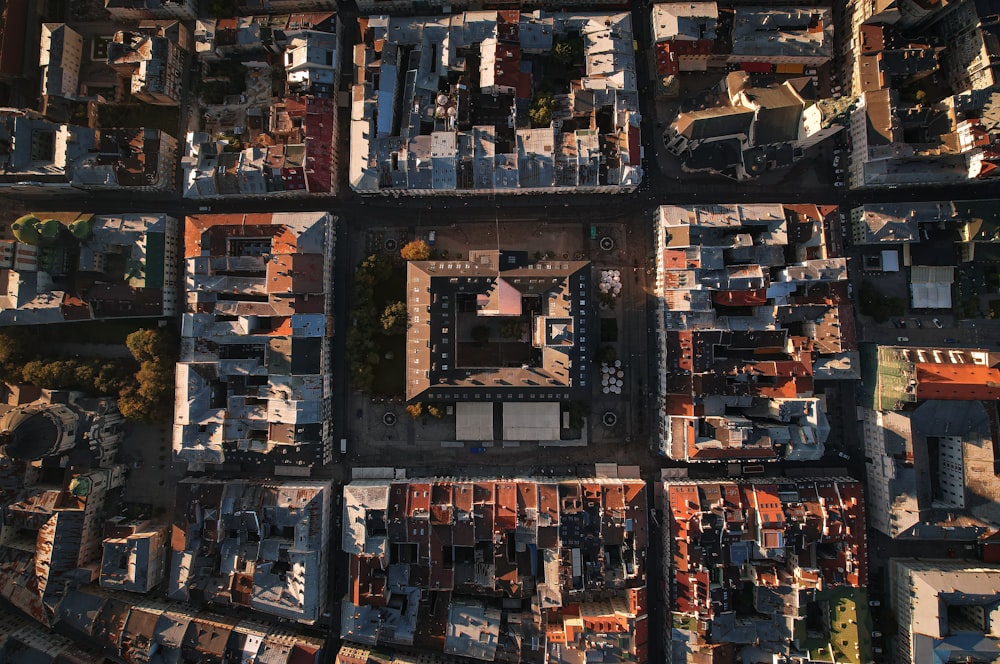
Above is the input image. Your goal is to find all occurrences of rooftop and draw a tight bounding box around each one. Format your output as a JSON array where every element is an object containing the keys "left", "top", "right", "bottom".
[
  {"left": 342, "top": 474, "right": 648, "bottom": 662},
  {"left": 169, "top": 478, "right": 332, "bottom": 624}
]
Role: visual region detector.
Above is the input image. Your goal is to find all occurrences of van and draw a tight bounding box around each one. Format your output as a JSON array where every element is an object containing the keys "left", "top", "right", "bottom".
[
  {"left": 428, "top": 230, "right": 436, "bottom": 246},
  {"left": 340, "top": 438, "right": 347, "bottom": 455}
]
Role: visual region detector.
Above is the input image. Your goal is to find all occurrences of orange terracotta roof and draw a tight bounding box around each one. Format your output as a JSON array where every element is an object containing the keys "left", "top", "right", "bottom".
[{"left": 915, "top": 363, "right": 1000, "bottom": 400}]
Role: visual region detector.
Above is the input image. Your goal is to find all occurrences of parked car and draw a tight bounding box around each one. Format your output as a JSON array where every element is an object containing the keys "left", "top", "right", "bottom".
[
  {"left": 838, "top": 451, "right": 850, "bottom": 460},
  {"left": 944, "top": 338, "right": 959, "bottom": 343},
  {"left": 872, "top": 631, "right": 882, "bottom": 638},
  {"left": 833, "top": 155, "right": 841, "bottom": 168},
  {"left": 912, "top": 318, "right": 923, "bottom": 328},
  {"left": 933, "top": 318, "right": 943, "bottom": 328},
  {"left": 470, "top": 447, "right": 487, "bottom": 454},
  {"left": 897, "top": 336, "right": 910, "bottom": 342},
  {"left": 831, "top": 85, "right": 842, "bottom": 93},
  {"left": 898, "top": 319, "right": 907, "bottom": 328},
  {"left": 870, "top": 600, "right": 881, "bottom": 607},
  {"left": 805, "top": 68, "right": 817, "bottom": 75},
  {"left": 834, "top": 181, "right": 845, "bottom": 187}
]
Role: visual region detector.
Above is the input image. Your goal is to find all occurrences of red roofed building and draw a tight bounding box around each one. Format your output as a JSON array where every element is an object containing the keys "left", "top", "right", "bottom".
[
  {"left": 341, "top": 475, "right": 648, "bottom": 662},
  {"left": 663, "top": 478, "right": 870, "bottom": 661},
  {"left": 914, "top": 363, "right": 1000, "bottom": 401}
]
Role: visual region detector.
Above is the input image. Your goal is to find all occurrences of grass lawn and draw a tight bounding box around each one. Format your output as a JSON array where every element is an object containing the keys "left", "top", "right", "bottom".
[{"left": 98, "top": 103, "right": 180, "bottom": 135}]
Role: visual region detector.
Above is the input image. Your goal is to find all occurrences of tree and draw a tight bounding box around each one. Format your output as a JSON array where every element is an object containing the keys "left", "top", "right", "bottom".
[
  {"left": 427, "top": 403, "right": 444, "bottom": 419},
  {"left": 529, "top": 92, "right": 556, "bottom": 128},
  {"left": 552, "top": 37, "right": 583, "bottom": 67},
  {"left": 126, "top": 328, "right": 175, "bottom": 364},
  {"left": 356, "top": 254, "right": 393, "bottom": 287},
  {"left": 406, "top": 403, "right": 423, "bottom": 419},
  {"left": 400, "top": 240, "right": 431, "bottom": 261},
  {"left": 553, "top": 41, "right": 575, "bottom": 66},
  {"left": 381, "top": 301, "right": 408, "bottom": 334}
]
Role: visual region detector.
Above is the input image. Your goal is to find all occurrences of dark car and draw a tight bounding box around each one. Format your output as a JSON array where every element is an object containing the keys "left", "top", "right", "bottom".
[
  {"left": 470, "top": 447, "right": 487, "bottom": 454},
  {"left": 944, "top": 338, "right": 960, "bottom": 344}
]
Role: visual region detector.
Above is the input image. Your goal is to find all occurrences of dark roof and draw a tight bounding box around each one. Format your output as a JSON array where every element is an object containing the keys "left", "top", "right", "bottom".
[
  {"left": 405, "top": 253, "right": 592, "bottom": 402},
  {"left": 0, "top": 405, "right": 63, "bottom": 460},
  {"left": 676, "top": 107, "right": 754, "bottom": 141}
]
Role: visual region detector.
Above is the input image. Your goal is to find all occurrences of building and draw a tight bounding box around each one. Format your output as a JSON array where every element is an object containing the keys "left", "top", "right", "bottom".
[
  {"left": 849, "top": 201, "right": 956, "bottom": 244},
  {"left": 100, "top": 519, "right": 168, "bottom": 593},
  {"left": 654, "top": 204, "right": 852, "bottom": 462},
  {"left": 0, "top": 390, "right": 125, "bottom": 469},
  {"left": 664, "top": 71, "right": 839, "bottom": 179},
  {"left": 340, "top": 470, "right": 648, "bottom": 663},
  {"left": 890, "top": 559, "right": 1000, "bottom": 663},
  {"left": 847, "top": 87, "right": 991, "bottom": 189},
  {"left": 104, "top": 0, "right": 197, "bottom": 21},
  {"left": 183, "top": 96, "right": 338, "bottom": 197},
  {"left": 404, "top": 250, "right": 591, "bottom": 441},
  {"left": 353, "top": 0, "right": 628, "bottom": 15},
  {"left": 956, "top": 197, "right": 1000, "bottom": 261},
  {"left": 650, "top": 3, "right": 717, "bottom": 98},
  {"left": 284, "top": 30, "right": 338, "bottom": 96},
  {"left": 0, "top": 609, "right": 103, "bottom": 662},
  {"left": 931, "top": 0, "right": 1000, "bottom": 93},
  {"left": 859, "top": 400, "right": 1000, "bottom": 539},
  {"left": 238, "top": 0, "right": 337, "bottom": 10},
  {"left": 0, "top": 110, "right": 179, "bottom": 195},
  {"left": 173, "top": 212, "right": 336, "bottom": 469},
  {"left": 664, "top": 478, "right": 871, "bottom": 663},
  {"left": 870, "top": 344, "right": 1000, "bottom": 410},
  {"left": 0, "top": 464, "right": 126, "bottom": 623},
  {"left": 53, "top": 587, "right": 326, "bottom": 662},
  {"left": 728, "top": 7, "right": 833, "bottom": 67},
  {"left": 0, "top": 212, "right": 180, "bottom": 325},
  {"left": 107, "top": 24, "right": 187, "bottom": 106},
  {"left": 168, "top": 478, "right": 332, "bottom": 624},
  {"left": 39, "top": 24, "right": 83, "bottom": 101},
  {"left": 0, "top": 1, "right": 30, "bottom": 85},
  {"left": 350, "top": 12, "right": 642, "bottom": 195}
]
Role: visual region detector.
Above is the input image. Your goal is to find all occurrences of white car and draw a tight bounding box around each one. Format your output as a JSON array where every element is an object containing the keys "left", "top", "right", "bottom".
[
  {"left": 897, "top": 336, "right": 909, "bottom": 342},
  {"left": 933, "top": 318, "right": 943, "bottom": 328},
  {"left": 834, "top": 182, "right": 845, "bottom": 187}
]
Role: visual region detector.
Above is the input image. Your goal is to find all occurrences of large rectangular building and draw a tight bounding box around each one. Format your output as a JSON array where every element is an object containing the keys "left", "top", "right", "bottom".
[
  {"left": 340, "top": 473, "right": 648, "bottom": 662},
  {"left": 890, "top": 559, "right": 1000, "bottom": 664},
  {"left": 405, "top": 250, "right": 591, "bottom": 403},
  {"left": 173, "top": 212, "right": 336, "bottom": 470}
]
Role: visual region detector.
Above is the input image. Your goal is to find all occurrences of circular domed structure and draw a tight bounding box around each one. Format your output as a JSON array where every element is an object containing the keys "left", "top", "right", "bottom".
[
  {"left": 11, "top": 215, "right": 41, "bottom": 244},
  {"left": 0, "top": 403, "right": 79, "bottom": 461}
]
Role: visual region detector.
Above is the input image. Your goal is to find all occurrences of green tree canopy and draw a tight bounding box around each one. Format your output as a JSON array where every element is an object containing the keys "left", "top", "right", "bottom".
[{"left": 529, "top": 92, "right": 556, "bottom": 128}]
